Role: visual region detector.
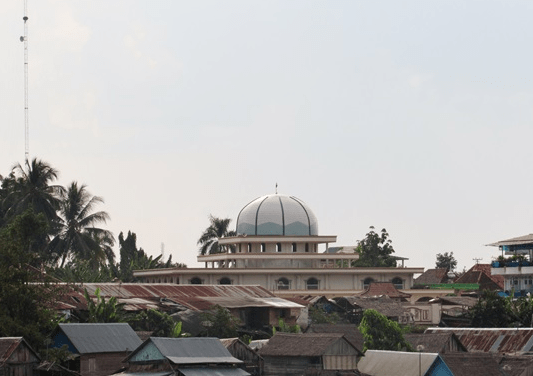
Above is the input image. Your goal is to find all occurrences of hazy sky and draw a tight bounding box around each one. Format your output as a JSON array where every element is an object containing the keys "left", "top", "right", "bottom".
[{"left": 1, "top": 1, "right": 532, "bottom": 271}]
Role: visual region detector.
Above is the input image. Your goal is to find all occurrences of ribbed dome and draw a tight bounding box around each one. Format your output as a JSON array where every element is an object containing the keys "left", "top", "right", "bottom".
[{"left": 236, "top": 194, "right": 318, "bottom": 236}]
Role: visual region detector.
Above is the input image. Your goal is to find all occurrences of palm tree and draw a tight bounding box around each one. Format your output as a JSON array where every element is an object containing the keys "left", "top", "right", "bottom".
[
  {"left": 3, "top": 158, "right": 64, "bottom": 227},
  {"left": 49, "top": 182, "right": 114, "bottom": 268},
  {"left": 197, "top": 215, "right": 236, "bottom": 255}
]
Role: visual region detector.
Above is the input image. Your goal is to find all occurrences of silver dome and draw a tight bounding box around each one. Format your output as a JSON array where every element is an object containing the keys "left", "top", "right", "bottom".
[{"left": 236, "top": 194, "right": 318, "bottom": 236}]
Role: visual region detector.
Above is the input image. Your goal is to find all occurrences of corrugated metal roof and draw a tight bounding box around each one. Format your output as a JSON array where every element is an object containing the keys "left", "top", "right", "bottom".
[
  {"left": 258, "top": 333, "right": 361, "bottom": 357},
  {"left": 426, "top": 328, "right": 533, "bottom": 354},
  {"left": 177, "top": 368, "right": 249, "bottom": 376},
  {"left": 61, "top": 284, "right": 303, "bottom": 312},
  {"left": 357, "top": 350, "right": 439, "bottom": 376},
  {"left": 138, "top": 338, "right": 242, "bottom": 365},
  {"left": 487, "top": 234, "right": 533, "bottom": 247},
  {"left": 58, "top": 323, "right": 142, "bottom": 354},
  {"left": 441, "top": 353, "right": 503, "bottom": 376}
]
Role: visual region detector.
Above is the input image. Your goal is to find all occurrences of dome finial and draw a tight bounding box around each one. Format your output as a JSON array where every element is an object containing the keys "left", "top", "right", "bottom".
[{"left": 275, "top": 182, "right": 278, "bottom": 194}]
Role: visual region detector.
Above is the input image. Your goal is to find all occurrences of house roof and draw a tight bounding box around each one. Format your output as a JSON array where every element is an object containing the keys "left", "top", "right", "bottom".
[
  {"left": 305, "top": 324, "right": 364, "bottom": 352},
  {"left": 404, "top": 333, "right": 467, "bottom": 353},
  {"left": 429, "top": 296, "right": 478, "bottom": 308},
  {"left": 337, "top": 295, "right": 406, "bottom": 318},
  {"left": 414, "top": 269, "right": 450, "bottom": 285},
  {"left": 454, "top": 264, "right": 504, "bottom": 290},
  {"left": 426, "top": 328, "right": 533, "bottom": 354},
  {"left": 61, "top": 284, "right": 303, "bottom": 312},
  {"left": 357, "top": 350, "right": 440, "bottom": 376},
  {"left": 0, "top": 337, "right": 40, "bottom": 364},
  {"left": 57, "top": 323, "right": 142, "bottom": 354},
  {"left": 441, "top": 353, "right": 503, "bottom": 376},
  {"left": 258, "top": 333, "right": 362, "bottom": 357},
  {"left": 496, "top": 355, "right": 533, "bottom": 376},
  {"left": 359, "top": 282, "right": 411, "bottom": 299},
  {"left": 128, "top": 337, "right": 242, "bottom": 365},
  {"left": 487, "top": 234, "right": 533, "bottom": 247}
]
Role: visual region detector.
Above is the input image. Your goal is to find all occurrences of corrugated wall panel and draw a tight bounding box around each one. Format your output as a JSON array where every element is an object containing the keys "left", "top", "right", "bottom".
[{"left": 323, "top": 355, "right": 357, "bottom": 370}]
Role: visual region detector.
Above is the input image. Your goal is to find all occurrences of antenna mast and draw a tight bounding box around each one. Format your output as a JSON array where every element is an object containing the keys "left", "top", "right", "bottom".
[{"left": 21, "top": 0, "right": 29, "bottom": 161}]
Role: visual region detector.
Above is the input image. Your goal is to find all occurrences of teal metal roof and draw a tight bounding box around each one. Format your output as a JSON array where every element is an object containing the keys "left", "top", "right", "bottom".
[{"left": 57, "top": 323, "right": 142, "bottom": 354}]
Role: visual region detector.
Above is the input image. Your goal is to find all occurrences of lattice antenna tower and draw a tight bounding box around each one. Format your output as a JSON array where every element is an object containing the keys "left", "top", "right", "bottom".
[
  {"left": 473, "top": 257, "right": 482, "bottom": 265},
  {"left": 20, "top": 0, "right": 29, "bottom": 161}
]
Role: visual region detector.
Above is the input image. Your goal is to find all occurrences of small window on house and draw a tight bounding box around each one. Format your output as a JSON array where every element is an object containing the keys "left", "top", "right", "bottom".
[
  {"left": 219, "top": 277, "right": 232, "bottom": 285},
  {"left": 239, "top": 243, "right": 242, "bottom": 253},
  {"left": 158, "top": 279, "right": 161, "bottom": 283},
  {"left": 175, "top": 278, "right": 180, "bottom": 284},
  {"left": 363, "top": 277, "right": 374, "bottom": 289},
  {"left": 292, "top": 243, "right": 297, "bottom": 252},
  {"left": 305, "top": 243, "right": 309, "bottom": 252},
  {"left": 247, "top": 243, "right": 252, "bottom": 252},
  {"left": 277, "top": 278, "right": 290, "bottom": 290},
  {"left": 392, "top": 277, "right": 403, "bottom": 289},
  {"left": 261, "top": 243, "right": 266, "bottom": 253},
  {"left": 276, "top": 243, "right": 282, "bottom": 253},
  {"left": 307, "top": 278, "right": 319, "bottom": 290},
  {"left": 163, "top": 278, "right": 167, "bottom": 283},
  {"left": 190, "top": 277, "right": 202, "bottom": 285}
]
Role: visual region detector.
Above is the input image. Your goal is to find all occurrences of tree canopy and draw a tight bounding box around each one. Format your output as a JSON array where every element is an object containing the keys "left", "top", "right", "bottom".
[
  {"left": 353, "top": 226, "right": 397, "bottom": 267},
  {"left": 435, "top": 251, "right": 457, "bottom": 271},
  {"left": 197, "top": 215, "right": 237, "bottom": 255},
  {"left": 358, "top": 309, "right": 412, "bottom": 352}
]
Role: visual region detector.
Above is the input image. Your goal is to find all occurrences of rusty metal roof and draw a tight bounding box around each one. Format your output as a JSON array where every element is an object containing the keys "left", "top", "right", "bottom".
[
  {"left": 57, "top": 283, "right": 303, "bottom": 312},
  {"left": 0, "top": 337, "right": 40, "bottom": 364},
  {"left": 426, "top": 328, "right": 533, "bottom": 355}
]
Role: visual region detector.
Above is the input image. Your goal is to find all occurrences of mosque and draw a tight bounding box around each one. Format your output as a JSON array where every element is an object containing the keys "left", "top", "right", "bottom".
[{"left": 134, "top": 193, "right": 424, "bottom": 297}]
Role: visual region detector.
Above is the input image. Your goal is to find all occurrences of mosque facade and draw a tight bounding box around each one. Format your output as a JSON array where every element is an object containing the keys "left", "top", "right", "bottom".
[{"left": 133, "top": 194, "right": 424, "bottom": 297}]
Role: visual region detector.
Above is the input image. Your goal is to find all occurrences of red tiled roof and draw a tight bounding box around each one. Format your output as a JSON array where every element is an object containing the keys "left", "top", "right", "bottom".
[
  {"left": 414, "top": 269, "right": 450, "bottom": 285},
  {"left": 455, "top": 264, "right": 504, "bottom": 290},
  {"left": 359, "top": 282, "right": 411, "bottom": 298}
]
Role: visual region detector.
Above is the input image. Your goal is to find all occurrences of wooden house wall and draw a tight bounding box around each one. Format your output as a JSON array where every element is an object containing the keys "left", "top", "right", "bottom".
[
  {"left": 322, "top": 355, "right": 357, "bottom": 370},
  {"left": 226, "top": 341, "right": 263, "bottom": 375},
  {"left": 0, "top": 342, "right": 40, "bottom": 376},
  {"left": 0, "top": 364, "right": 37, "bottom": 376},
  {"left": 79, "top": 352, "right": 129, "bottom": 376},
  {"left": 263, "top": 356, "right": 319, "bottom": 376}
]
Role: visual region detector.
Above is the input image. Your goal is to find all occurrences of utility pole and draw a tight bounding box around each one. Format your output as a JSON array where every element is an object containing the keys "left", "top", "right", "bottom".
[{"left": 20, "top": 0, "right": 29, "bottom": 161}]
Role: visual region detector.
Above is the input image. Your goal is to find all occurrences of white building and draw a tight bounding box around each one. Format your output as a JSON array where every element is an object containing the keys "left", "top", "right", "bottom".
[{"left": 134, "top": 194, "right": 424, "bottom": 297}]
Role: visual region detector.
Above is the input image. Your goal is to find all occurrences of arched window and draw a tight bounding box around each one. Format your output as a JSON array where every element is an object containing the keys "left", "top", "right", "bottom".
[
  {"left": 190, "top": 277, "right": 202, "bottom": 285},
  {"left": 163, "top": 278, "right": 167, "bottom": 283},
  {"left": 392, "top": 277, "right": 403, "bottom": 289},
  {"left": 363, "top": 277, "right": 374, "bottom": 289},
  {"left": 277, "top": 278, "right": 290, "bottom": 290},
  {"left": 292, "top": 243, "right": 297, "bottom": 252},
  {"left": 247, "top": 243, "right": 252, "bottom": 252},
  {"left": 307, "top": 278, "right": 319, "bottom": 290},
  {"left": 276, "top": 243, "right": 282, "bottom": 253},
  {"left": 175, "top": 278, "right": 180, "bottom": 284},
  {"left": 261, "top": 243, "right": 266, "bottom": 253},
  {"left": 305, "top": 243, "right": 309, "bottom": 252},
  {"left": 219, "top": 277, "right": 232, "bottom": 285}
]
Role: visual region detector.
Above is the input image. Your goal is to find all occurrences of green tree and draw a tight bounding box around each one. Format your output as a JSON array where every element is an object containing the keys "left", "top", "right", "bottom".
[
  {"left": 197, "top": 215, "right": 237, "bottom": 255},
  {"left": 0, "top": 210, "right": 60, "bottom": 350},
  {"left": 2, "top": 158, "right": 64, "bottom": 228},
  {"left": 309, "top": 305, "right": 340, "bottom": 325},
  {"left": 469, "top": 290, "right": 516, "bottom": 327},
  {"left": 48, "top": 182, "right": 114, "bottom": 269},
  {"left": 83, "top": 288, "right": 128, "bottom": 323},
  {"left": 358, "top": 309, "right": 412, "bottom": 352},
  {"left": 353, "top": 226, "right": 397, "bottom": 267},
  {"left": 131, "top": 309, "right": 182, "bottom": 337},
  {"left": 435, "top": 252, "right": 457, "bottom": 271},
  {"left": 116, "top": 231, "right": 185, "bottom": 282},
  {"left": 200, "top": 305, "right": 241, "bottom": 338}
]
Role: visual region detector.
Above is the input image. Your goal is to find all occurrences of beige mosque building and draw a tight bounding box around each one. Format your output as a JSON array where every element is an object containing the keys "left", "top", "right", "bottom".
[{"left": 134, "top": 194, "right": 424, "bottom": 297}]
